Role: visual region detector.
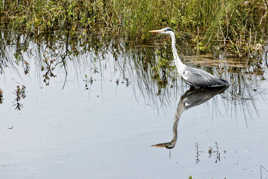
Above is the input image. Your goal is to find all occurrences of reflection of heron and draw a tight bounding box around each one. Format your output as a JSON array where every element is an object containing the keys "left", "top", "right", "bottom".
[
  {"left": 152, "top": 86, "right": 228, "bottom": 149},
  {"left": 149, "top": 27, "right": 229, "bottom": 89}
]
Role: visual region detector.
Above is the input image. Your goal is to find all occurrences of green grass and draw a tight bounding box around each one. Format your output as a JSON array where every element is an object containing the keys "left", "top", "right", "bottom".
[{"left": 0, "top": 0, "right": 267, "bottom": 57}]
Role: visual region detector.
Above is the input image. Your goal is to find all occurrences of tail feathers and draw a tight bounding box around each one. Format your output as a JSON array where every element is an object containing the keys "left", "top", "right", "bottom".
[
  {"left": 218, "top": 79, "right": 229, "bottom": 86},
  {"left": 210, "top": 78, "right": 229, "bottom": 88}
]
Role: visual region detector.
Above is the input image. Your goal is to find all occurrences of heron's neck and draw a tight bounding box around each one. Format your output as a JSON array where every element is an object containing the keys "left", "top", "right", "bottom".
[{"left": 170, "top": 32, "right": 185, "bottom": 74}]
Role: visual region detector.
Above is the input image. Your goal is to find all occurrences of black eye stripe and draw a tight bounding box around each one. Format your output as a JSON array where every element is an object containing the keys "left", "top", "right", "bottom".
[{"left": 165, "top": 28, "right": 173, "bottom": 32}]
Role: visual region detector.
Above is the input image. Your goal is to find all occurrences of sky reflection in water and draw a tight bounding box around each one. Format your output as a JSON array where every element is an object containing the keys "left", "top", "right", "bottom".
[{"left": 0, "top": 32, "right": 268, "bottom": 179}]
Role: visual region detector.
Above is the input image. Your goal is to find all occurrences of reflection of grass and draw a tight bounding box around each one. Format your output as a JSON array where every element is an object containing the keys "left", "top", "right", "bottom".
[
  {"left": 260, "top": 165, "right": 268, "bottom": 179},
  {"left": 0, "top": 88, "right": 3, "bottom": 104},
  {"left": 0, "top": 30, "right": 266, "bottom": 119},
  {"left": 13, "top": 85, "right": 26, "bottom": 111}
]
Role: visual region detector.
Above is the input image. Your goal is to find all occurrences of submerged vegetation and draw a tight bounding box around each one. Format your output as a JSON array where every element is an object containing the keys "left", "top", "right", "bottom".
[{"left": 0, "top": 0, "right": 267, "bottom": 56}]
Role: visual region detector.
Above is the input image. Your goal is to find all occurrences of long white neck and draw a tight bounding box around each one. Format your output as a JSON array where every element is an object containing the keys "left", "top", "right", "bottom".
[{"left": 169, "top": 32, "right": 186, "bottom": 75}]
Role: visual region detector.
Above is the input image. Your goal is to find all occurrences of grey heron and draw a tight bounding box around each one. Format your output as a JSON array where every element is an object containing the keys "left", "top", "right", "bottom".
[{"left": 149, "top": 27, "right": 229, "bottom": 89}]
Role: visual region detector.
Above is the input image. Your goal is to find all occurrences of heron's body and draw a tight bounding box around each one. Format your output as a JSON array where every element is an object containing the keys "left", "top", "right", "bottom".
[
  {"left": 182, "top": 66, "right": 229, "bottom": 88},
  {"left": 149, "top": 27, "right": 229, "bottom": 89}
]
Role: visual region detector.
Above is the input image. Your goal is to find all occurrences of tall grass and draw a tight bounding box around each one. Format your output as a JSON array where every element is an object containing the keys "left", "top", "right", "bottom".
[{"left": 0, "top": 0, "right": 267, "bottom": 56}]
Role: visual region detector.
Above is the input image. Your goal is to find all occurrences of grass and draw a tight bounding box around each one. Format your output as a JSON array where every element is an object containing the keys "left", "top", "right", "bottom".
[{"left": 0, "top": 0, "right": 267, "bottom": 57}]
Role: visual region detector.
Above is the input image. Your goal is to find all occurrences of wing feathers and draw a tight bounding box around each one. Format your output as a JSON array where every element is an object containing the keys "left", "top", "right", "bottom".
[{"left": 182, "top": 67, "right": 229, "bottom": 88}]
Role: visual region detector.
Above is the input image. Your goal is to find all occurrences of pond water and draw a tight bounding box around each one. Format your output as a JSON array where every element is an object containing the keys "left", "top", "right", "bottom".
[{"left": 0, "top": 31, "right": 268, "bottom": 179}]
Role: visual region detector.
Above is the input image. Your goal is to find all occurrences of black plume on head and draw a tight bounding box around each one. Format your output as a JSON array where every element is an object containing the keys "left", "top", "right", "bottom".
[{"left": 165, "top": 27, "right": 173, "bottom": 32}]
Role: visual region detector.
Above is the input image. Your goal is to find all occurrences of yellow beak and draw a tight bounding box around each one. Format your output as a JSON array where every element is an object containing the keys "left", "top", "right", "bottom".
[{"left": 149, "top": 29, "right": 162, "bottom": 33}]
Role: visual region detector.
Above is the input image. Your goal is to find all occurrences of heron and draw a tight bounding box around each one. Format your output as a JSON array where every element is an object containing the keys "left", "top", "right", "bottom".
[{"left": 149, "top": 27, "right": 229, "bottom": 88}]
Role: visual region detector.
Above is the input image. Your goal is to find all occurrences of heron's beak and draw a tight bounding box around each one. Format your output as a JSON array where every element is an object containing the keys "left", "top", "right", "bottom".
[{"left": 149, "top": 29, "right": 162, "bottom": 33}]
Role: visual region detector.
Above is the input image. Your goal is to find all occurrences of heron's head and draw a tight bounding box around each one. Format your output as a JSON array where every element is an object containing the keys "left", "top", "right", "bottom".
[{"left": 149, "top": 27, "right": 174, "bottom": 35}]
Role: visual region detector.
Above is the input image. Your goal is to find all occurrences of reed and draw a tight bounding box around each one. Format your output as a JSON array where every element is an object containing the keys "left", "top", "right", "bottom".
[{"left": 0, "top": 0, "right": 267, "bottom": 57}]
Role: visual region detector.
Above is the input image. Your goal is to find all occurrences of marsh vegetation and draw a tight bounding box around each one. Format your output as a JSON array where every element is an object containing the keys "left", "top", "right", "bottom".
[{"left": 1, "top": 0, "right": 267, "bottom": 57}]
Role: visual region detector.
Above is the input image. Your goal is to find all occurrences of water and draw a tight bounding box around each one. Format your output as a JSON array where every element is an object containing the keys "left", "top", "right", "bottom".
[{"left": 0, "top": 31, "right": 268, "bottom": 179}]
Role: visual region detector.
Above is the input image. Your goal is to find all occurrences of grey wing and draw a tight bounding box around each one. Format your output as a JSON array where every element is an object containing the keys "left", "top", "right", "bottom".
[{"left": 182, "top": 67, "right": 228, "bottom": 88}]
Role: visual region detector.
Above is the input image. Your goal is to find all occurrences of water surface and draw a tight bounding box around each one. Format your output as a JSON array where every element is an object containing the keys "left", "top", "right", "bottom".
[{"left": 0, "top": 31, "right": 268, "bottom": 179}]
